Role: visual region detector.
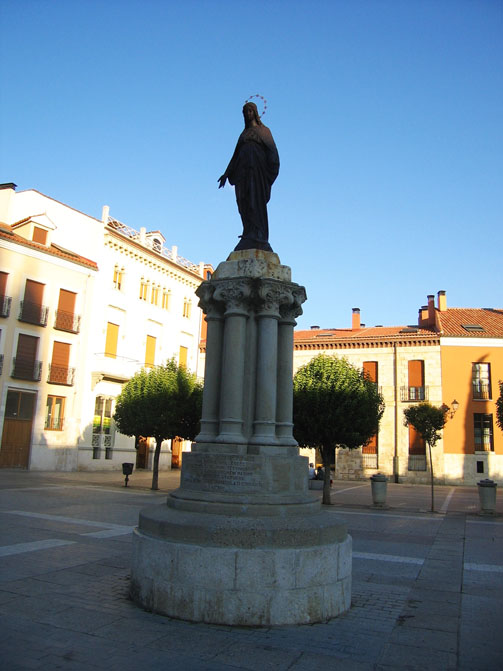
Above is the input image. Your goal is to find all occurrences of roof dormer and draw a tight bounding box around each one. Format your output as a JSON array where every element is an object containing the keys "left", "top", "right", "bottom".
[{"left": 12, "top": 213, "right": 56, "bottom": 247}]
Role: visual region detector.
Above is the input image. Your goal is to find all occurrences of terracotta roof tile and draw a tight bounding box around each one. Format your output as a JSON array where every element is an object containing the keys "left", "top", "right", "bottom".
[
  {"left": 0, "top": 222, "right": 98, "bottom": 270},
  {"left": 436, "top": 308, "right": 503, "bottom": 337},
  {"left": 294, "top": 325, "right": 436, "bottom": 343}
]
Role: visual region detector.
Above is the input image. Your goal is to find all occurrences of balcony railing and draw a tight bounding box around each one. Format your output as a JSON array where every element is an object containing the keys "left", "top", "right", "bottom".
[
  {"left": 48, "top": 365, "right": 75, "bottom": 386},
  {"left": 54, "top": 310, "right": 81, "bottom": 334},
  {"left": 18, "top": 301, "right": 49, "bottom": 327},
  {"left": 401, "top": 386, "right": 428, "bottom": 402},
  {"left": 408, "top": 455, "right": 427, "bottom": 471},
  {"left": 362, "top": 453, "right": 378, "bottom": 469},
  {"left": 12, "top": 357, "right": 42, "bottom": 381},
  {"left": 0, "top": 295, "right": 11, "bottom": 317},
  {"left": 472, "top": 383, "right": 491, "bottom": 400}
]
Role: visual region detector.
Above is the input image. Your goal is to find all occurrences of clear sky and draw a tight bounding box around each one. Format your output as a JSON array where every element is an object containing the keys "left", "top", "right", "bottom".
[{"left": 1, "top": 0, "right": 502, "bottom": 330}]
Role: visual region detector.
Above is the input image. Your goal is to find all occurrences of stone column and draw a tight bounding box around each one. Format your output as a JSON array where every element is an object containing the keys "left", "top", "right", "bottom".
[
  {"left": 214, "top": 279, "right": 251, "bottom": 444},
  {"left": 276, "top": 287, "right": 306, "bottom": 445},
  {"left": 250, "top": 280, "right": 282, "bottom": 445},
  {"left": 195, "top": 284, "right": 224, "bottom": 443}
]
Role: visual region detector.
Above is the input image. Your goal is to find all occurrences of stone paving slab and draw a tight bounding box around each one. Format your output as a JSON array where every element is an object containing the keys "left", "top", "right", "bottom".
[{"left": 0, "top": 471, "right": 502, "bottom": 669}]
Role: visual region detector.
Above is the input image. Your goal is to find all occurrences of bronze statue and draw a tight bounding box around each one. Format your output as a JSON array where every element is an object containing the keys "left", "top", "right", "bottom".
[{"left": 218, "top": 102, "right": 279, "bottom": 252}]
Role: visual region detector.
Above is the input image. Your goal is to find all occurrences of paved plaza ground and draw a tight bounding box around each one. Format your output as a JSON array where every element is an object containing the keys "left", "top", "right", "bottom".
[{"left": 0, "top": 469, "right": 501, "bottom": 670}]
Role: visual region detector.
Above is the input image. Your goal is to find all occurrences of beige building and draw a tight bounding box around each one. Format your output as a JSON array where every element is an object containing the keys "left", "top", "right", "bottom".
[
  {"left": 0, "top": 183, "right": 210, "bottom": 472},
  {"left": 293, "top": 294, "right": 503, "bottom": 485}
]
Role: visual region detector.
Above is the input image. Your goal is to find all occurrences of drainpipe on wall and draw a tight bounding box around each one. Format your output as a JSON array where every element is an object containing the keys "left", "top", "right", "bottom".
[{"left": 393, "top": 342, "right": 399, "bottom": 483}]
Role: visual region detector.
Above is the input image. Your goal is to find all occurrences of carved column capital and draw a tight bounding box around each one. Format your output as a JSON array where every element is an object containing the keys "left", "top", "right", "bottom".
[
  {"left": 196, "top": 282, "right": 224, "bottom": 320},
  {"left": 213, "top": 278, "right": 253, "bottom": 316},
  {"left": 279, "top": 285, "right": 307, "bottom": 325}
]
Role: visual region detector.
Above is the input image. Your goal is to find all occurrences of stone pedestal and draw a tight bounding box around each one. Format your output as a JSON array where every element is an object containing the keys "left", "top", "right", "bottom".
[{"left": 131, "top": 250, "right": 352, "bottom": 625}]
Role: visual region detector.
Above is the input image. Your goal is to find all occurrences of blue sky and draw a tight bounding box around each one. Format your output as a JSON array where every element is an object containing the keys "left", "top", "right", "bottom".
[{"left": 1, "top": 0, "right": 501, "bottom": 330}]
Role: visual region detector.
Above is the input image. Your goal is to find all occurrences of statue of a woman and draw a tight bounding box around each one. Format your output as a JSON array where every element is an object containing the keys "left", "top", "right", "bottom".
[{"left": 218, "top": 102, "right": 280, "bottom": 252}]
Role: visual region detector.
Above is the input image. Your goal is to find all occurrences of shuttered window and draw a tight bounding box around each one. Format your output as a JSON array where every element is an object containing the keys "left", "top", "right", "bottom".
[
  {"left": 32, "top": 226, "right": 48, "bottom": 244},
  {"left": 145, "top": 336, "right": 156, "bottom": 368},
  {"left": 0, "top": 271, "right": 7, "bottom": 296},
  {"left": 179, "top": 345, "right": 188, "bottom": 368},
  {"left": 105, "top": 322, "right": 119, "bottom": 358},
  {"left": 363, "top": 361, "right": 378, "bottom": 383},
  {"left": 408, "top": 360, "right": 424, "bottom": 387},
  {"left": 24, "top": 279, "right": 44, "bottom": 304}
]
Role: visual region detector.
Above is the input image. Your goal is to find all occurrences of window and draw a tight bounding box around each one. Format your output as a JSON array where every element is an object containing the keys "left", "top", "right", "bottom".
[
  {"left": 179, "top": 345, "right": 188, "bottom": 368},
  {"left": 162, "top": 289, "right": 170, "bottom": 310},
  {"left": 139, "top": 279, "right": 148, "bottom": 300},
  {"left": 105, "top": 322, "right": 119, "bottom": 358},
  {"left": 55, "top": 289, "right": 79, "bottom": 333},
  {"left": 151, "top": 285, "right": 159, "bottom": 306},
  {"left": 408, "top": 425, "right": 426, "bottom": 471},
  {"left": 474, "top": 414, "right": 493, "bottom": 452},
  {"left": 402, "top": 360, "right": 426, "bottom": 401},
  {"left": 92, "top": 396, "right": 115, "bottom": 459},
  {"left": 183, "top": 298, "right": 192, "bottom": 319},
  {"left": 48, "top": 341, "right": 73, "bottom": 385},
  {"left": 472, "top": 363, "right": 491, "bottom": 400},
  {"left": 113, "top": 265, "right": 124, "bottom": 290},
  {"left": 45, "top": 396, "right": 65, "bottom": 430},
  {"left": 0, "top": 272, "right": 10, "bottom": 317},
  {"left": 13, "top": 334, "right": 41, "bottom": 380},
  {"left": 32, "top": 226, "right": 48, "bottom": 244},
  {"left": 20, "top": 279, "right": 48, "bottom": 326},
  {"left": 145, "top": 335, "right": 156, "bottom": 368}
]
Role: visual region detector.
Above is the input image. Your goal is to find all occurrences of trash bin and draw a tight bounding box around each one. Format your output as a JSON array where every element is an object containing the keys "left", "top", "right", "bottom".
[
  {"left": 370, "top": 473, "right": 388, "bottom": 507},
  {"left": 477, "top": 478, "right": 497, "bottom": 515},
  {"left": 122, "top": 462, "right": 134, "bottom": 487}
]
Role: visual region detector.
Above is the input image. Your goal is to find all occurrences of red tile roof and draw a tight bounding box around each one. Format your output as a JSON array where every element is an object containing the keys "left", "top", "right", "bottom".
[
  {"left": 0, "top": 222, "right": 98, "bottom": 270},
  {"left": 436, "top": 308, "right": 503, "bottom": 337}
]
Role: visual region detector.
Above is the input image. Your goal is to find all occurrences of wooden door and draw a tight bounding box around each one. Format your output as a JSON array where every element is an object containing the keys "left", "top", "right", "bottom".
[
  {"left": 0, "top": 391, "right": 36, "bottom": 468},
  {"left": 171, "top": 437, "right": 183, "bottom": 468}
]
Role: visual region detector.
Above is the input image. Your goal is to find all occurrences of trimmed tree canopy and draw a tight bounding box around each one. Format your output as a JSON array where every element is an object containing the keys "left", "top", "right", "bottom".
[
  {"left": 293, "top": 355, "right": 384, "bottom": 503},
  {"left": 114, "top": 359, "right": 202, "bottom": 489},
  {"left": 403, "top": 403, "right": 447, "bottom": 449}
]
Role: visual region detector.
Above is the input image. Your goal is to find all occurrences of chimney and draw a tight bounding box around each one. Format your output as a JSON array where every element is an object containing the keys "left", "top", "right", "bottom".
[
  {"left": 0, "top": 182, "right": 17, "bottom": 225},
  {"left": 437, "top": 290, "right": 447, "bottom": 312},
  {"left": 427, "top": 294, "right": 435, "bottom": 327},
  {"left": 418, "top": 305, "right": 429, "bottom": 327},
  {"left": 101, "top": 205, "right": 110, "bottom": 223},
  {"left": 310, "top": 325, "right": 320, "bottom": 330},
  {"left": 352, "top": 308, "right": 361, "bottom": 330}
]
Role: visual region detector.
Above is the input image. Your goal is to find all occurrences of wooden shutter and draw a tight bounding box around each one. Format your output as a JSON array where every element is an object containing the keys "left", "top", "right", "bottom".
[
  {"left": 16, "top": 334, "right": 38, "bottom": 361},
  {"left": 105, "top": 322, "right": 119, "bottom": 358},
  {"left": 145, "top": 336, "right": 156, "bottom": 368},
  {"left": 408, "top": 360, "right": 424, "bottom": 387},
  {"left": 51, "top": 342, "right": 70, "bottom": 368},
  {"left": 408, "top": 425, "right": 425, "bottom": 455},
  {"left": 0, "top": 272, "right": 7, "bottom": 296},
  {"left": 363, "top": 361, "right": 378, "bottom": 383},
  {"left": 32, "top": 227, "right": 48, "bottom": 244},
  {"left": 179, "top": 345, "right": 188, "bottom": 368},
  {"left": 58, "top": 289, "right": 76, "bottom": 314},
  {"left": 24, "top": 279, "right": 44, "bottom": 304}
]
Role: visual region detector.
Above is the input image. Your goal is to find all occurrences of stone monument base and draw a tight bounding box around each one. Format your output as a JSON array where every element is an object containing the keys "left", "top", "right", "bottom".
[{"left": 130, "top": 505, "right": 351, "bottom": 626}]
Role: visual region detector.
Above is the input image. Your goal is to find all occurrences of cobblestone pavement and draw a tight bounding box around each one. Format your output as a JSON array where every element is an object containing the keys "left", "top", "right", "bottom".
[{"left": 0, "top": 470, "right": 501, "bottom": 670}]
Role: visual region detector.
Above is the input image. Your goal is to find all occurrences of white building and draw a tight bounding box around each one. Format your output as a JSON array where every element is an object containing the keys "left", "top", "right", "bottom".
[{"left": 0, "top": 183, "right": 211, "bottom": 472}]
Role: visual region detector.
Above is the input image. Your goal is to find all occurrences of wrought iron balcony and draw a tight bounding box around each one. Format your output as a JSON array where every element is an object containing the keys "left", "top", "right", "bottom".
[
  {"left": 401, "top": 386, "right": 428, "bottom": 402},
  {"left": 18, "top": 300, "right": 49, "bottom": 326},
  {"left": 0, "top": 295, "right": 11, "bottom": 317},
  {"left": 472, "top": 383, "right": 491, "bottom": 400},
  {"left": 48, "top": 364, "right": 75, "bottom": 386},
  {"left": 12, "top": 357, "right": 42, "bottom": 381},
  {"left": 54, "top": 310, "right": 81, "bottom": 333}
]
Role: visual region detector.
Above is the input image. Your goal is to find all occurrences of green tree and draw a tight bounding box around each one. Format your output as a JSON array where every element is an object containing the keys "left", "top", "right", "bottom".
[
  {"left": 403, "top": 402, "right": 448, "bottom": 512},
  {"left": 114, "top": 359, "right": 202, "bottom": 490},
  {"left": 293, "top": 355, "right": 384, "bottom": 504},
  {"left": 496, "top": 381, "right": 503, "bottom": 432}
]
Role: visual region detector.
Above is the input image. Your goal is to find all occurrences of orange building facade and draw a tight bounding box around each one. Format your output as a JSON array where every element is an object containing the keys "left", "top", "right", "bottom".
[{"left": 293, "top": 291, "right": 503, "bottom": 486}]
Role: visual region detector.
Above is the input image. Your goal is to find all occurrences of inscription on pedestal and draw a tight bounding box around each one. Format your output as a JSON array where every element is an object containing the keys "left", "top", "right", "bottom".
[{"left": 182, "top": 455, "right": 262, "bottom": 492}]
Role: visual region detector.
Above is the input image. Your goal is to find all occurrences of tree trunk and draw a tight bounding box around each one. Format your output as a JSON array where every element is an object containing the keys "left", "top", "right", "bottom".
[
  {"left": 321, "top": 446, "right": 333, "bottom": 505},
  {"left": 428, "top": 441, "right": 435, "bottom": 512},
  {"left": 151, "top": 436, "right": 162, "bottom": 491}
]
